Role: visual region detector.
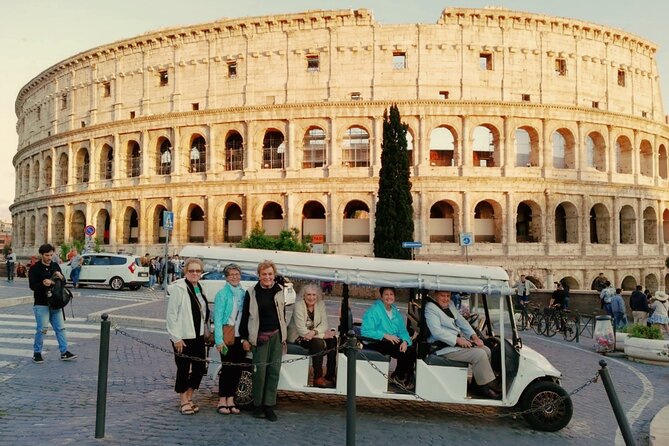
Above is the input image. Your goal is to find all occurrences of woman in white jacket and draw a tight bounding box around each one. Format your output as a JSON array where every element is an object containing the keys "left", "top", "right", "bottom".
[
  {"left": 166, "top": 258, "right": 210, "bottom": 415},
  {"left": 287, "top": 283, "right": 337, "bottom": 387}
]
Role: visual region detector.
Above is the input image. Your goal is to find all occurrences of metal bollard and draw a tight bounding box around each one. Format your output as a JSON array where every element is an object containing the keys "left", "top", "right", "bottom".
[
  {"left": 575, "top": 312, "right": 580, "bottom": 343},
  {"left": 95, "top": 313, "right": 111, "bottom": 439},
  {"left": 345, "top": 330, "right": 358, "bottom": 446},
  {"left": 599, "top": 360, "right": 636, "bottom": 446}
]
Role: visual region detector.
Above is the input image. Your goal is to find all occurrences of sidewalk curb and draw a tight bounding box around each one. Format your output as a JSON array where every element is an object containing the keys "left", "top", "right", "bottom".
[
  {"left": 0, "top": 296, "right": 32, "bottom": 308},
  {"left": 86, "top": 312, "right": 166, "bottom": 330},
  {"left": 650, "top": 405, "right": 669, "bottom": 445}
]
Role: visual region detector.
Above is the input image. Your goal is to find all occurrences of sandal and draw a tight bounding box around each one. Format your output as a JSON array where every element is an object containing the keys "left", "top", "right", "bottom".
[
  {"left": 217, "top": 405, "right": 231, "bottom": 415},
  {"left": 229, "top": 405, "right": 240, "bottom": 415},
  {"left": 180, "top": 402, "right": 195, "bottom": 415},
  {"left": 189, "top": 400, "right": 200, "bottom": 413}
]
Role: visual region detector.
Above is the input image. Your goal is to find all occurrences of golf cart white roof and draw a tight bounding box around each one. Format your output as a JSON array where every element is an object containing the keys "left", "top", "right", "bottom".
[{"left": 179, "top": 246, "right": 511, "bottom": 295}]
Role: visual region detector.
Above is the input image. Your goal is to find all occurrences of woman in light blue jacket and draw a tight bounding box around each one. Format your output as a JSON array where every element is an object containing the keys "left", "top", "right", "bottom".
[
  {"left": 213, "top": 263, "right": 246, "bottom": 415},
  {"left": 361, "top": 287, "right": 416, "bottom": 388}
]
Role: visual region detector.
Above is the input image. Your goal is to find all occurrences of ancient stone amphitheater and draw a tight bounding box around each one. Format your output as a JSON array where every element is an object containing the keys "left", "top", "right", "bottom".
[{"left": 11, "top": 7, "right": 669, "bottom": 291}]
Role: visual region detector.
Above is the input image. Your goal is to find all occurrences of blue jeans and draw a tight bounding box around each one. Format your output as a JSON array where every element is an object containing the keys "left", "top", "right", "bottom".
[
  {"left": 6, "top": 263, "right": 14, "bottom": 281},
  {"left": 70, "top": 267, "right": 81, "bottom": 285},
  {"left": 33, "top": 305, "right": 68, "bottom": 354},
  {"left": 148, "top": 274, "right": 156, "bottom": 288}
]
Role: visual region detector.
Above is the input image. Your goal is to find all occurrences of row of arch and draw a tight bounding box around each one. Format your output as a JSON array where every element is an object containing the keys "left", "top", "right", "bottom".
[
  {"left": 13, "top": 197, "right": 669, "bottom": 249},
  {"left": 16, "top": 122, "right": 669, "bottom": 193},
  {"left": 525, "top": 273, "right": 666, "bottom": 293}
]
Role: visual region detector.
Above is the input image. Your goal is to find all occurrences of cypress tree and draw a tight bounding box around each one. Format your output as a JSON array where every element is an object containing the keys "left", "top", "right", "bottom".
[{"left": 373, "top": 105, "right": 414, "bottom": 259}]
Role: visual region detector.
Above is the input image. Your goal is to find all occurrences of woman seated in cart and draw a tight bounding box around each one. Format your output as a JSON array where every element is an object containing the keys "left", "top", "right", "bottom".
[{"left": 361, "top": 287, "right": 416, "bottom": 389}]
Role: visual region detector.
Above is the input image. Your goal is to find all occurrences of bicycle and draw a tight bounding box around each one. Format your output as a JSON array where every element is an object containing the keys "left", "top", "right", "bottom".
[{"left": 544, "top": 307, "right": 578, "bottom": 341}]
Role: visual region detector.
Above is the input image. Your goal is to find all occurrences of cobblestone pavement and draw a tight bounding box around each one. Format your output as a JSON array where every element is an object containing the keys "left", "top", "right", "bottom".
[{"left": 0, "top": 282, "right": 666, "bottom": 445}]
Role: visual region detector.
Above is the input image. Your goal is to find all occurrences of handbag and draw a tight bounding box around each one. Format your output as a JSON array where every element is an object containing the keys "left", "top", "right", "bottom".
[
  {"left": 223, "top": 325, "right": 235, "bottom": 346},
  {"left": 204, "top": 323, "right": 214, "bottom": 346}
]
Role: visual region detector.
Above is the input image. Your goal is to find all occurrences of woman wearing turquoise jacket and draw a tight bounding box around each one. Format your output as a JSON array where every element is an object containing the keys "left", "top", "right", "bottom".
[
  {"left": 361, "top": 287, "right": 416, "bottom": 389},
  {"left": 213, "top": 263, "right": 246, "bottom": 415}
]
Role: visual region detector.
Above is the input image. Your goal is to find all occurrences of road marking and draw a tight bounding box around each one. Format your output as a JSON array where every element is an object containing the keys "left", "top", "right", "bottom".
[
  {"left": 0, "top": 320, "right": 96, "bottom": 330},
  {"left": 0, "top": 314, "right": 88, "bottom": 322},
  {"left": 0, "top": 328, "right": 98, "bottom": 338}
]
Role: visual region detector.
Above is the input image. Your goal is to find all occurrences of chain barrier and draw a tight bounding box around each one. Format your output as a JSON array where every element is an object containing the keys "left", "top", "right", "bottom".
[
  {"left": 358, "top": 349, "right": 600, "bottom": 419},
  {"left": 113, "top": 326, "right": 342, "bottom": 368}
]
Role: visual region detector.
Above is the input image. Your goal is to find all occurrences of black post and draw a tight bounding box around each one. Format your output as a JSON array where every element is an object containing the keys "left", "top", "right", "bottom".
[
  {"left": 598, "top": 360, "right": 636, "bottom": 446},
  {"left": 95, "top": 313, "right": 111, "bottom": 439},
  {"left": 345, "top": 330, "right": 357, "bottom": 446},
  {"left": 575, "top": 313, "right": 580, "bottom": 343}
]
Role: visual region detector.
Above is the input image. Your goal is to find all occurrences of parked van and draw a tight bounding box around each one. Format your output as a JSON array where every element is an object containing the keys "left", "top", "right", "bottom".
[
  {"left": 179, "top": 245, "right": 573, "bottom": 431},
  {"left": 61, "top": 253, "right": 149, "bottom": 291}
]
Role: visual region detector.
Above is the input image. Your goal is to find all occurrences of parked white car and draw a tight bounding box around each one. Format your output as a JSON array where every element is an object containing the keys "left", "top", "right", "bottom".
[{"left": 61, "top": 253, "right": 150, "bottom": 291}]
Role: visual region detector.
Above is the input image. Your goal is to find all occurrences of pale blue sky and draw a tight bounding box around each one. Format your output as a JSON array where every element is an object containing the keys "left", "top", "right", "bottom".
[{"left": 2, "top": 0, "right": 668, "bottom": 220}]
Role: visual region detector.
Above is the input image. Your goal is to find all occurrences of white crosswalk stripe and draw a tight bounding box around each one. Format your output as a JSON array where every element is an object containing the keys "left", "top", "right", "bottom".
[{"left": 0, "top": 313, "right": 100, "bottom": 380}]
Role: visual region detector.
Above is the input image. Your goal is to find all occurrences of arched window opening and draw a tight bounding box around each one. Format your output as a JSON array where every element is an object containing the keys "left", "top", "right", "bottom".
[
  {"left": 101, "top": 145, "right": 113, "bottom": 180},
  {"left": 262, "top": 130, "right": 285, "bottom": 169},
  {"left": 224, "top": 204, "right": 243, "bottom": 242},
  {"left": 559, "top": 276, "right": 580, "bottom": 291},
  {"left": 188, "top": 205, "right": 205, "bottom": 243},
  {"left": 44, "top": 156, "right": 52, "bottom": 188},
  {"left": 659, "top": 144, "right": 667, "bottom": 179},
  {"left": 70, "top": 210, "right": 86, "bottom": 242},
  {"left": 616, "top": 136, "right": 633, "bottom": 174},
  {"left": 342, "top": 127, "right": 370, "bottom": 168},
  {"left": 516, "top": 202, "right": 538, "bottom": 243},
  {"left": 639, "top": 140, "right": 653, "bottom": 177},
  {"left": 225, "top": 132, "right": 243, "bottom": 171},
  {"left": 643, "top": 207, "right": 657, "bottom": 244},
  {"left": 32, "top": 161, "right": 41, "bottom": 191},
  {"left": 76, "top": 149, "right": 90, "bottom": 183},
  {"left": 262, "top": 202, "right": 284, "bottom": 236},
  {"left": 127, "top": 141, "right": 141, "bottom": 178},
  {"left": 96, "top": 210, "right": 111, "bottom": 245},
  {"left": 303, "top": 127, "right": 326, "bottom": 168},
  {"left": 190, "top": 136, "right": 207, "bottom": 173},
  {"left": 343, "top": 200, "right": 370, "bottom": 242},
  {"left": 589, "top": 204, "right": 610, "bottom": 244},
  {"left": 645, "top": 274, "right": 658, "bottom": 294},
  {"left": 473, "top": 126, "right": 497, "bottom": 167},
  {"left": 474, "top": 201, "right": 499, "bottom": 243},
  {"left": 621, "top": 275, "right": 637, "bottom": 292},
  {"left": 429, "top": 201, "right": 455, "bottom": 242},
  {"left": 429, "top": 127, "right": 456, "bottom": 167},
  {"left": 555, "top": 202, "right": 578, "bottom": 243},
  {"left": 57, "top": 153, "right": 68, "bottom": 187},
  {"left": 158, "top": 139, "right": 172, "bottom": 175},
  {"left": 619, "top": 205, "right": 636, "bottom": 244},
  {"left": 586, "top": 132, "right": 607, "bottom": 172},
  {"left": 663, "top": 209, "right": 669, "bottom": 244},
  {"left": 53, "top": 212, "right": 65, "bottom": 245},
  {"left": 302, "top": 201, "right": 326, "bottom": 241}
]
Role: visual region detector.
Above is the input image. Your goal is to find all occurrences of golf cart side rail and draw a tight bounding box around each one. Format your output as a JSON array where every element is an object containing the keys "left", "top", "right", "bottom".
[{"left": 179, "top": 245, "right": 512, "bottom": 295}]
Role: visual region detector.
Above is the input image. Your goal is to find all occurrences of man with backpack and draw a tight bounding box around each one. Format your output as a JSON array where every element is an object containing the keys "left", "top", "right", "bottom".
[{"left": 27, "top": 243, "right": 77, "bottom": 363}]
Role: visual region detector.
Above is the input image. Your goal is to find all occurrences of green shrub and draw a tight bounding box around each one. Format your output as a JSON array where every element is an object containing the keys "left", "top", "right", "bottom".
[{"left": 626, "top": 324, "right": 663, "bottom": 340}]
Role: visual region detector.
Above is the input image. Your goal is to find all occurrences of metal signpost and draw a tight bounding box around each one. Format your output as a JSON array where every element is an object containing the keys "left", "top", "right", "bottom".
[
  {"left": 84, "top": 225, "right": 96, "bottom": 253},
  {"left": 162, "top": 211, "right": 174, "bottom": 292},
  {"left": 459, "top": 232, "right": 473, "bottom": 263},
  {"left": 401, "top": 241, "right": 422, "bottom": 260}
]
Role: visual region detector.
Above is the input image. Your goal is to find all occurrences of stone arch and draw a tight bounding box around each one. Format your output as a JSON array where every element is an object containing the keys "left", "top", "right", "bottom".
[
  {"left": 75, "top": 147, "right": 90, "bottom": 183},
  {"left": 57, "top": 153, "right": 68, "bottom": 187},
  {"left": 122, "top": 207, "right": 139, "bottom": 244},
  {"left": 70, "top": 210, "right": 86, "bottom": 242},
  {"left": 590, "top": 203, "right": 610, "bottom": 244},
  {"left": 32, "top": 160, "right": 41, "bottom": 191},
  {"left": 429, "top": 200, "right": 458, "bottom": 242},
  {"left": 260, "top": 201, "right": 284, "bottom": 236},
  {"left": 429, "top": 126, "right": 457, "bottom": 167},
  {"left": 262, "top": 129, "right": 285, "bottom": 170},
  {"left": 224, "top": 131, "right": 243, "bottom": 171},
  {"left": 619, "top": 205, "right": 636, "bottom": 244},
  {"left": 39, "top": 213, "right": 48, "bottom": 246},
  {"left": 515, "top": 126, "right": 540, "bottom": 167},
  {"left": 100, "top": 144, "right": 113, "bottom": 180},
  {"left": 224, "top": 202, "right": 243, "bottom": 242},
  {"left": 552, "top": 128, "right": 576, "bottom": 169},
  {"left": 157, "top": 138, "right": 172, "bottom": 175},
  {"left": 44, "top": 156, "right": 52, "bottom": 188},
  {"left": 616, "top": 135, "right": 633, "bottom": 174},
  {"left": 643, "top": 207, "right": 657, "bottom": 244},
  {"left": 127, "top": 140, "right": 141, "bottom": 177},
  {"left": 586, "top": 131, "right": 606, "bottom": 172},
  {"left": 302, "top": 200, "right": 326, "bottom": 241},
  {"left": 663, "top": 209, "right": 669, "bottom": 244},
  {"left": 525, "top": 275, "right": 543, "bottom": 289},
  {"left": 645, "top": 274, "right": 659, "bottom": 294},
  {"left": 659, "top": 144, "right": 667, "bottom": 179},
  {"left": 516, "top": 200, "right": 542, "bottom": 243},
  {"left": 559, "top": 276, "right": 580, "bottom": 291},
  {"left": 343, "top": 200, "right": 370, "bottom": 242},
  {"left": 96, "top": 209, "right": 111, "bottom": 244},
  {"left": 150, "top": 204, "right": 168, "bottom": 244},
  {"left": 474, "top": 199, "right": 502, "bottom": 243},
  {"left": 302, "top": 127, "right": 326, "bottom": 169},
  {"left": 639, "top": 139, "right": 653, "bottom": 177},
  {"left": 188, "top": 204, "right": 206, "bottom": 243},
  {"left": 53, "top": 211, "right": 65, "bottom": 246},
  {"left": 555, "top": 201, "right": 578, "bottom": 243},
  {"left": 472, "top": 124, "right": 500, "bottom": 167},
  {"left": 27, "top": 214, "right": 36, "bottom": 246},
  {"left": 621, "top": 275, "right": 637, "bottom": 291},
  {"left": 189, "top": 134, "right": 207, "bottom": 173},
  {"left": 342, "top": 126, "right": 370, "bottom": 168}
]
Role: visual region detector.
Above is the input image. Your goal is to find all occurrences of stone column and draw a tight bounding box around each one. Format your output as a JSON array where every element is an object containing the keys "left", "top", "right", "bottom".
[
  {"left": 109, "top": 201, "right": 119, "bottom": 249},
  {"left": 66, "top": 142, "right": 74, "bottom": 191},
  {"left": 46, "top": 206, "right": 54, "bottom": 243},
  {"left": 581, "top": 194, "right": 589, "bottom": 254},
  {"left": 63, "top": 205, "right": 72, "bottom": 243},
  {"left": 607, "top": 125, "right": 616, "bottom": 181},
  {"left": 89, "top": 64, "right": 98, "bottom": 125},
  {"left": 112, "top": 133, "right": 121, "bottom": 181},
  {"left": 577, "top": 121, "right": 585, "bottom": 173},
  {"left": 141, "top": 130, "right": 150, "bottom": 178},
  {"left": 284, "top": 193, "right": 294, "bottom": 231},
  {"left": 542, "top": 119, "right": 552, "bottom": 171},
  {"left": 461, "top": 191, "right": 470, "bottom": 237},
  {"left": 505, "top": 191, "right": 515, "bottom": 250},
  {"left": 633, "top": 129, "right": 640, "bottom": 181},
  {"left": 503, "top": 116, "right": 513, "bottom": 172},
  {"left": 173, "top": 126, "right": 182, "bottom": 175},
  {"left": 328, "top": 118, "right": 339, "bottom": 168},
  {"left": 372, "top": 116, "right": 383, "bottom": 174},
  {"left": 637, "top": 198, "right": 644, "bottom": 254},
  {"left": 244, "top": 121, "right": 256, "bottom": 173},
  {"left": 417, "top": 114, "right": 428, "bottom": 170},
  {"left": 207, "top": 125, "right": 217, "bottom": 174},
  {"left": 460, "top": 116, "right": 471, "bottom": 168},
  {"left": 243, "top": 194, "right": 255, "bottom": 238},
  {"left": 205, "top": 196, "right": 216, "bottom": 244},
  {"left": 544, "top": 189, "right": 552, "bottom": 254},
  {"left": 325, "top": 192, "right": 335, "bottom": 244},
  {"left": 417, "top": 191, "right": 429, "bottom": 245},
  {"left": 112, "top": 57, "right": 123, "bottom": 121},
  {"left": 285, "top": 120, "right": 295, "bottom": 172},
  {"left": 141, "top": 51, "right": 151, "bottom": 116},
  {"left": 612, "top": 195, "right": 620, "bottom": 254}
]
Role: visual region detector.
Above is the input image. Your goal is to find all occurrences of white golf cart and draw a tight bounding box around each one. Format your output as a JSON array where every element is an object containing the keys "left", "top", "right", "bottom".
[{"left": 179, "top": 246, "right": 573, "bottom": 431}]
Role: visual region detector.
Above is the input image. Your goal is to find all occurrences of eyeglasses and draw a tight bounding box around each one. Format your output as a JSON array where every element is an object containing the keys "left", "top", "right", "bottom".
[{"left": 187, "top": 269, "right": 202, "bottom": 274}]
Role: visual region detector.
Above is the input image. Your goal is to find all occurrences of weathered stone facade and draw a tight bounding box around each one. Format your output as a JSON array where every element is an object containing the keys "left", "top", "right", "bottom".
[{"left": 11, "top": 8, "right": 669, "bottom": 291}]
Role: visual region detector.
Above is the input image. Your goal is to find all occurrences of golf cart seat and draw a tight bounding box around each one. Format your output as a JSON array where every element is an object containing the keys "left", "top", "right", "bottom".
[
  {"left": 286, "top": 342, "right": 310, "bottom": 356},
  {"left": 424, "top": 354, "right": 468, "bottom": 368}
]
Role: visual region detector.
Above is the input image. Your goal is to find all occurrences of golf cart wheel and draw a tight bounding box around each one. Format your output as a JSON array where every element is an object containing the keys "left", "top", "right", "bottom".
[
  {"left": 110, "top": 276, "right": 125, "bottom": 291},
  {"left": 234, "top": 370, "right": 254, "bottom": 409},
  {"left": 520, "top": 381, "right": 573, "bottom": 431}
]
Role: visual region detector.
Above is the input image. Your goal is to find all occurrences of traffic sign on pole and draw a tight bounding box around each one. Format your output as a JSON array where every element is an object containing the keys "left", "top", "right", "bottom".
[
  {"left": 401, "top": 241, "right": 422, "bottom": 249},
  {"left": 460, "top": 232, "right": 473, "bottom": 246},
  {"left": 163, "top": 211, "right": 174, "bottom": 230},
  {"left": 84, "top": 225, "right": 96, "bottom": 236}
]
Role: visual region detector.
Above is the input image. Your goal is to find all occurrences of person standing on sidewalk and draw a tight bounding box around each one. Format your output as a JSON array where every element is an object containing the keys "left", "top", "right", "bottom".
[
  {"left": 69, "top": 248, "right": 83, "bottom": 288},
  {"left": 6, "top": 248, "right": 16, "bottom": 282},
  {"left": 630, "top": 285, "right": 650, "bottom": 325},
  {"left": 240, "top": 260, "right": 287, "bottom": 422},
  {"left": 28, "top": 243, "right": 77, "bottom": 363}
]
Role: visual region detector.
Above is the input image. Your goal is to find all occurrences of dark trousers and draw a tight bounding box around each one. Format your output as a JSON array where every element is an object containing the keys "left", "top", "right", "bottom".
[
  {"left": 7, "top": 263, "right": 14, "bottom": 281},
  {"left": 172, "top": 336, "right": 206, "bottom": 393},
  {"left": 252, "top": 332, "right": 282, "bottom": 407},
  {"left": 219, "top": 337, "right": 246, "bottom": 397},
  {"left": 297, "top": 337, "right": 337, "bottom": 379},
  {"left": 366, "top": 339, "right": 416, "bottom": 379}
]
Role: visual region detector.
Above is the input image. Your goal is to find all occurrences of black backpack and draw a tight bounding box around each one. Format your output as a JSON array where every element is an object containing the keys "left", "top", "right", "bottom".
[{"left": 48, "top": 275, "right": 73, "bottom": 309}]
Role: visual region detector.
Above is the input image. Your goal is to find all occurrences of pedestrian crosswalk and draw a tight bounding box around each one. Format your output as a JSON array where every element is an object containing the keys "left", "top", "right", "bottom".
[{"left": 0, "top": 313, "right": 99, "bottom": 382}]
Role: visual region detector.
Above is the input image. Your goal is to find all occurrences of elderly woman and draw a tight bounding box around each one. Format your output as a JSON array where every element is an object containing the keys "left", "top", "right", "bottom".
[
  {"left": 287, "top": 283, "right": 337, "bottom": 388},
  {"left": 166, "top": 257, "right": 210, "bottom": 415},
  {"left": 361, "top": 287, "right": 416, "bottom": 389},
  {"left": 648, "top": 291, "right": 669, "bottom": 336},
  {"left": 213, "top": 263, "right": 247, "bottom": 415},
  {"left": 239, "top": 260, "right": 287, "bottom": 422}
]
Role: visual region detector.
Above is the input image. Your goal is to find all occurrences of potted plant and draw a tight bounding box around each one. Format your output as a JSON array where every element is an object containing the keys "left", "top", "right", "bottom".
[{"left": 624, "top": 324, "right": 669, "bottom": 365}]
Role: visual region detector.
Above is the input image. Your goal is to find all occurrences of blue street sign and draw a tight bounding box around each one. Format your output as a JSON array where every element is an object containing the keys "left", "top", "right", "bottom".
[
  {"left": 460, "top": 232, "right": 474, "bottom": 246},
  {"left": 84, "top": 225, "right": 96, "bottom": 236},
  {"left": 401, "top": 241, "right": 422, "bottom": 249},
  {"left": 163, "top": 211, "right": 174, "bottom": 230}
]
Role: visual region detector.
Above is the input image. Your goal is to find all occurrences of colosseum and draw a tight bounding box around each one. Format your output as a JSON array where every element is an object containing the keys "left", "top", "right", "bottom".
[{"left": 10, "top": 7, "right": 669, "bottom": 291}]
